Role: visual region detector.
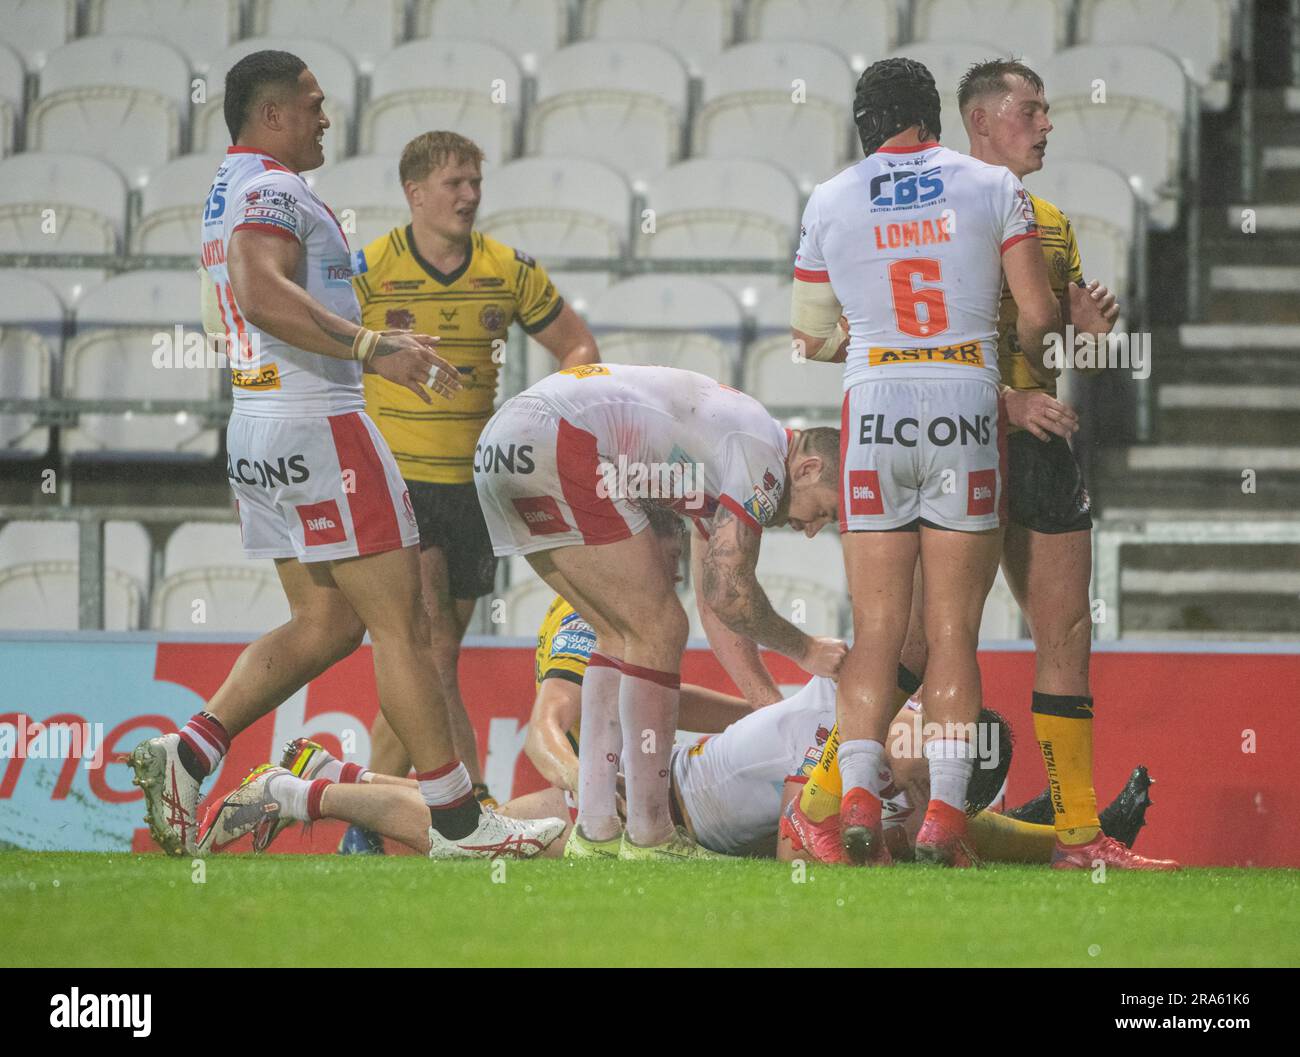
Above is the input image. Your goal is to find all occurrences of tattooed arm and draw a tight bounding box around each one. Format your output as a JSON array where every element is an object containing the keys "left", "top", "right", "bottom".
[{"left": 227, "top": 227, "right": 460, "bottom": 402}]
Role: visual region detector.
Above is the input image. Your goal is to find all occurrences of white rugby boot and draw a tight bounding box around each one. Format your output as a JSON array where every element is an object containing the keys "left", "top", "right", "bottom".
[
  {"left": 428, "top": 808, "right": 566, "bottom": 860},
  {"left": 128, "top": 733, "right": 202, "bottom": 857},
  {"left": 196, "top": 764, "right": 294, "bottom": 854}
]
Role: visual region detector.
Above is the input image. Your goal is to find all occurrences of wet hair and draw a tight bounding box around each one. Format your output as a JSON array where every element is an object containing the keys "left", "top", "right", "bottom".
[
  {"left": 224, "top": 49, "right": 307, "bottom": 142},
  {"left": 965, "top": 708, "right": 1015, "bottom": 817},
  {"left": 399, "top": 130, "right": 486, "bottom": 185},
  {"left": 957, "top": 59, "right": 1046, "bottom": 118},
  {"left": 799, "top": 426, "right": 841, "bottom": 486},
  {"left": 646, "top": 503, "right": 686, "bottom": 539}
]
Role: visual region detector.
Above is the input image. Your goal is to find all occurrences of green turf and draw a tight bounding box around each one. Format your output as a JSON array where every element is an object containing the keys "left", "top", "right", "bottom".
[{"left": 1, "top": 852, "right": 1297, "bottom": 967}]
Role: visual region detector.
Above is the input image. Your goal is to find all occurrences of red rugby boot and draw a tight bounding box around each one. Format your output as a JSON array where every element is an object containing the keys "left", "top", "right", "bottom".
[
  {"left": 780, "top": 800, "right": 849, "bottom": 865},
  {"left": 1051, "top": 832, "right": 1179, "bottom": 871},
  {"left": 914, "top": 800, "right": 979, "bottom": 868},
  {"left": 840, "top": 787, "right": 891, "bottom": 866}
]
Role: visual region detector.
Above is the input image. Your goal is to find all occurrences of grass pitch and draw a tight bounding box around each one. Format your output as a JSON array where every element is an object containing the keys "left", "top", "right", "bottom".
[{"left": 1, "top": 853, "right": 1297, "bottom": 967}]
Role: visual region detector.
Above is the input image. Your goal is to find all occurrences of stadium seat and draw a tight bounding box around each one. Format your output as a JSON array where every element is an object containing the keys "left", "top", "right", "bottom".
[
  {"left": 63, "top": 270, "right": 218, "bottom": 457},
  {"left": 742, "top": 282, "right": 843, "bottom": 416},
  {"left": 161, "top": 520, "right": 245, "bottom": 573},
  {"left": 361, "top": 39, "right": 520, "bottom": 166},
  {"left": 1024, "top": 159, "right": 1138, "bottom": 299},
  {"left": 884, "top": 41, "right": 1012, "bottom": 155},
  {"left": 480, "top": 156, "right": 631, "bottom": 260},
  {"left": 151, "top": 566, "right": 291, "bottom": 631},
  {"left": 694, "top": 42, "right": 857, "bottom": 191},
  {"left": 249, "top": 0, "right": 405, "bottom": 75},
  {"left": 0, "top": 43, "right": 24, "bottom": 156},
  {"left": 1077, "top": 0, "right": 1234, "bottom": 110},
  {"left": 757, "top": 575, "right": 845, "bottom": 638},
  {"left": 0, "top": 274, "right": 62, "bottom": 457},
  {"left": 742, "top": 0, "right": 896, "bottom": 69},
  {"left": 500, "top": 573, "right": 559, "bottom": 637},
  {"left": 0, "top": 519, "right": 151, "bottom": 631},
  {"left": 639, "top": 158, "right": 799, "bottom": 299},
  {"left": 581, "top": 0, "right": 733, "bottom": 75},
  {"left": 132, "top": 155, "right": 225, "bottom": 254},
  {"left": 29, "top": 36, "right": 190, "bottom": 187},
  {"left": 0, "top": 0, "right": 74, "bottom": 71},
  {"left": 529, "top": 41, "right": 689, "bottom": 184},
  {"left": 84, "top": 0, "right": 240, "bottom": 74},
  {"left": 195, "top": 39, "right": 357, "bottom": 162},
  {"left": 0, "top": 152, "right": 126, "bottom": 305},
  {"left": 587, "top": 275, "right": 743, "bottom": 382},
  {"left": 1038, "top": 44, "right": 1188, "bottom": 230},
  {"left": 307, "top": 154, "right": 409, "bottom": 252},
  {"left": 415, "top": 0, "right": 568, "bottom": 70},
  {"left": 911, "top": 0, "right": 1067, "bottom": 65}
]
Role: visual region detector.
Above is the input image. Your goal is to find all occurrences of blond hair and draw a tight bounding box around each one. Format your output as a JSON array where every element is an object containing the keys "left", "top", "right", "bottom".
[{"left": 399, "top": 131, "right": 485, "bottom": 186}]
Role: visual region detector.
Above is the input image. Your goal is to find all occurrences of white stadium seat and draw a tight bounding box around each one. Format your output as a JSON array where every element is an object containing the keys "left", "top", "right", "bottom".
[
  {"left": 1024, "top": 159, "right": 1138, "bottom": 298},
  {"left": 361, "top": 39, "right": 521, "bottom": 166},
  {"left": 640, "top": 158, "right": 800, "bottom": 299},
  {"left": 1038, "top": 44, "right": 1188, "bottom": 230},
  {"left": 195, "top": 39, "right": 357, "bottom": 162},
  {"left": 480, "top": 156, "right": 631, "bottom": 259},
  {"left": 500, "top": 573, "right": 559, "bottom": 637},
  {"left": 307, "top": 154, "right": 409, "bottom": 252},
  {"left": 529, "top": 41, "right": 689, "bottom": 184},
  {"left": 84, "top": 0, "right": 240, "bottom": 73},
  {"left": 29, "top": 36, "right": 189, "bottom": 186},
  {"left": 63, "top": 271, "right": 217, "bottom": 457},
  {"left": 0, "top": 274, "right": 62, "bottom": 456},
  {"left": 694, "top": 42, "right": 857, "bottom": 191},
  {"left": 581, "top": 0, "right": 733, "bottom": 75},
  {"left": 0, "top": 43, "right": 24, "bottom": 156},
  {"left": 132, "top": 154, "right": 226, "bottom": 254},
  {"left": 587, "top": 276, "right": 743, "bottom": 382},
  {"left": 416, "top": 0, "right": 568, "bottom": 70},
  {"left": 249, "top": 0, "right": 405, "bottom": 75},
  {"left": 0, "top": 152, "right": 126, "bottom": 305},
  {"left": 0, "top": 519, "right": 151, "bottom": 631},
  {"left": 743, "top": 282, "right": 843, "bottom": 416},
  {"left": 743, "top": 0, "right": 896, "bottom": 69},
  {"left": 885, "top": 41, "right": 1012, "bottom": 156},
  {"left": 911, "top": 0, "right": 1067, "bottom": 65},
  {"left": 0, "top": 0, "right": 74, "bottom": 71},
  {"left": 1078, "top": 0, "right": 1234, "bottom": 110},
  {"left": 757, "top": 575, "right": 845, "bottom": 638},
  {"left": 151, "top": 566, "right": 291, "bottom": 631},
  {"left": 162, "top": 520, "right": 247, "bottom": 575}
]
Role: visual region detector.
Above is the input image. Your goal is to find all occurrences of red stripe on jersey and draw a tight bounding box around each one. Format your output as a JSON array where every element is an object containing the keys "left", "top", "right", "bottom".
[
  {"left": 225, "top": 284, "right": 250, "bottom": 363},
  {"left": 875, "top": 142, "right": 940, "bottom": 154},
  {"left": 214, "top": 278, "right": 233, "bottom": 354},
  {"left": 718, "top": 494, "right": 761, "bottom": 534},
  {"left": 838, "top": 391, "right": 851, "bottom": 532},
  {"left": 794, "top": 266, "right": 830, "bottom": 283},
  {"left": 555, "top": 418, "right": 633, "bottom": 546},
  {"left": 1000, "top": 232, "right": 1039, "bottom": 253},
  {"left": 261, "top": 159, "right": 293, "bottom": 173},
  {"left": 328, "top": 413, "right": 403, "bottom": 556},
  {"left": 232, "top": 221, "right": 299, "bottom": 242},
  {"left": 997, "top": 392, "right": 1010, "bottom": 525}
]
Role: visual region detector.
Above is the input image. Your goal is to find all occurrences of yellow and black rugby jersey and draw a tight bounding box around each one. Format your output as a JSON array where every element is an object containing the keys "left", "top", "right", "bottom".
[
  {"left": 996, "top": 194, "right": 1083, "bottom": 398},
  {"left": 354, "top": 226, "right": 564, "bottom": 483},
  {"left": 534, "top": 595, "right": 593, "bottom": 752}
]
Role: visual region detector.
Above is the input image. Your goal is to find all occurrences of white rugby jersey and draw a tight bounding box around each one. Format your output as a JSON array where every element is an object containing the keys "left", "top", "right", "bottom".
[
  {"left": 795, "top": 143, "right": 1038, "bottom": 388},
  {"left": 674, "top": 676, "right": 837, "bottom": 855},
  {"left": 522, "top": 364, "right": 789, "bottom": 533},
  {"left": 200, "top": 147, "right": 364, "bottom": 417}
]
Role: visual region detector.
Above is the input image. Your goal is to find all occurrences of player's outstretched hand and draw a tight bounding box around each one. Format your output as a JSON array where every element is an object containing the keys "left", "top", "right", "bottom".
[
  {"left": 371, "top": 331, "right": 462, "bottom": 404},
  {"left": 1069, "top": 279, "right": 1120, "bottom": 336},
  {"left": 801, "top": 636, "right": 848, "bottom": 679},
  {"left": 1003, "top": 389, "right": 1079, "bottom": 442}
]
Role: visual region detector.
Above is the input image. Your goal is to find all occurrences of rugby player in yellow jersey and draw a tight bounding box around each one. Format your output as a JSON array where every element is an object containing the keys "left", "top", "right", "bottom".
[
  {"left": 340, "top": 131, "right": 600, "bottom": 851},
  {"left": 785, "top": 60, "right": 1178, "bottom": 870}
]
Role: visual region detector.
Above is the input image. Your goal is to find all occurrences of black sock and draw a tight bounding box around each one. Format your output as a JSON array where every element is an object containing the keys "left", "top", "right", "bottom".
[
  {"left": 175, "top": 739, "right": 208, "bottom": 783},
  {"left": 429, "top": 798, "right": 482, "bottom": 841}
]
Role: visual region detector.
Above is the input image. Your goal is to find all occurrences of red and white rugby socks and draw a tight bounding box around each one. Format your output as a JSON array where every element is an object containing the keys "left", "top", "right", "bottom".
[
  {"left": 576, "top": 653, "right": 623, "bottom": 843},
  {"left": 417, "top": 760, "right": 481, "bottom": 840},
  {"left": 311, "top": 756, "right": 371, "bottom": 785},
  {"left": 176, "top": 711, "right": 229, "bottom": 781},
  {"left": 269, "top": 771, "right": 333, "bottom": 822},
  {"left": 838, "top": 739, "right": 893, "bottom": 800},
  {"left": 619, "top": 661, "right": 679, "bottom": 847},
  {"left": 924, "top": 736, "right": 976, "bottom": 823}
]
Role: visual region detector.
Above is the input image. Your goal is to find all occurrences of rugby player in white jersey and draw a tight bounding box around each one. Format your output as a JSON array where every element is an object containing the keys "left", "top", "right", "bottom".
[
  {"left": 790, "top": 58, "right": 1062, "bottom": 866},
  {"left": 472, "top": 363, "right": 847, "bottom": 860},
  {"left": 127, "top": 50, "right": 564, "bottom": 860}
]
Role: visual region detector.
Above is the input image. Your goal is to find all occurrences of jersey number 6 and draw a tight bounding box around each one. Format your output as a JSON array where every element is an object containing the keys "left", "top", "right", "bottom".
[{"left": 889, "top": 258, "right": 949, "bottom": 339}]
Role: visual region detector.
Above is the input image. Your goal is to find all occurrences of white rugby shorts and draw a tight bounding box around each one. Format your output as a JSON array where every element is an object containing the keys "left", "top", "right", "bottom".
[
  {"left": 839, "top": 377, "right": 1006, "bottom": 532},
  {"left": 474, "top": 396, "right": 649, "bottom": 557},
  {"left": 227, "top": 410, "right": 419, "bottom": 562}
]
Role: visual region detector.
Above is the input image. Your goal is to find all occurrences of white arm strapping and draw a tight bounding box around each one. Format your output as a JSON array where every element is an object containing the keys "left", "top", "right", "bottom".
[{"left": 790, "top": 278, "right": 845, "bottom": 361}]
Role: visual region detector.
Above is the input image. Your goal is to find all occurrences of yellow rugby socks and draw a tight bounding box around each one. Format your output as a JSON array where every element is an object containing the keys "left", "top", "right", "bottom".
[
  {"left": 1031, "top": 692, "right": 1101, "bottom": 844},
  {"left": 966, "top": 810, "right": 1058, "bottom": 862}
]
